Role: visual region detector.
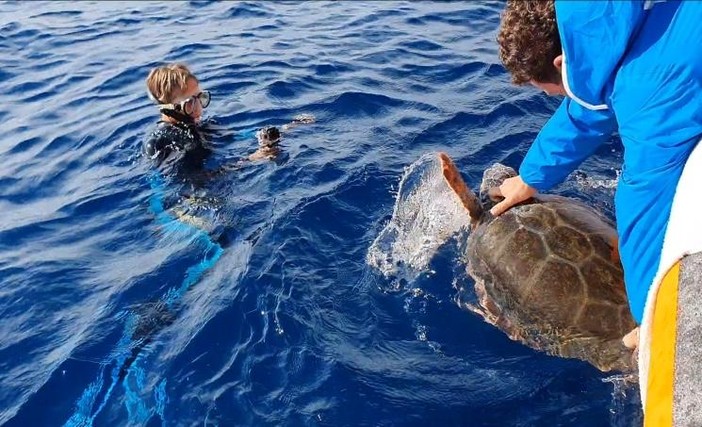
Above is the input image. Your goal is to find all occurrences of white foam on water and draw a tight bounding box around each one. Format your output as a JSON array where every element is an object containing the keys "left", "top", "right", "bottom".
[
  {"left": 366, "top": 153, "right": 472, "bottom": 280},
  {"left": 573, "top": 169, "right": 620, "bottom": 190}
]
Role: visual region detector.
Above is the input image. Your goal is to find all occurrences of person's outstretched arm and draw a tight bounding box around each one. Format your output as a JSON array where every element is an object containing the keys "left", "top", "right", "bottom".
[{"left": 491, "top": 97, "right": 617, "bottom": 215}]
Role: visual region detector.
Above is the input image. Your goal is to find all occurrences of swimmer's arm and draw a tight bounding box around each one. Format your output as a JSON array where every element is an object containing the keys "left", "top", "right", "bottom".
[
  {"left": 205, "top": 132, "right": 277, "bottom": 173},
  {"left": 281, "top": 113, "right": 316, "bottom": 132},
  {"left": 215, "top": 114, "right": 315, "bottom": 167}
]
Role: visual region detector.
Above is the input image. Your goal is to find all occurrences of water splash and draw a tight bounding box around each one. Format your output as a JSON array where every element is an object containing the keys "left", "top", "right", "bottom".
[
  {"left": 367, "top": 152, "right": 471, "bottom": 279},
  {"left": 603, "top": 373, "right": 642, "bottom": 426}
]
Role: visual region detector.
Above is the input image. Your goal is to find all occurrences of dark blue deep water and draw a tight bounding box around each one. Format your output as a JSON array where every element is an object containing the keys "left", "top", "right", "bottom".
[{"left": 0, "top": 1, "right": 642, "bottom": 426}]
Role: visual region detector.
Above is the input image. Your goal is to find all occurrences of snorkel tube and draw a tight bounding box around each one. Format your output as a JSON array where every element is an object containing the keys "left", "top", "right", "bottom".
[{"left": 159, "top": 106, "right": 196, "bottom": 126}]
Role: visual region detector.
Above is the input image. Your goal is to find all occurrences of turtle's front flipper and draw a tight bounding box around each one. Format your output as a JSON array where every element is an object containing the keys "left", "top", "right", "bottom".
[
  {"left": 366, "top": 152, "right": 474, "bottom": 276},
  {"left": 438, "top": 152, "right": 483, "bottom": 225}
]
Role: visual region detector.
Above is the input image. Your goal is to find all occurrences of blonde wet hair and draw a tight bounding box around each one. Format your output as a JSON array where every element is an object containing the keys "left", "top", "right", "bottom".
[{"left": 145, "top": 63, "right": 199, "bottom": 104}]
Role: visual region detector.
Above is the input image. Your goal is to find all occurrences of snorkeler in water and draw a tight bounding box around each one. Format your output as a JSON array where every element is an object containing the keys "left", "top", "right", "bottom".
[
  {"left": 143, "top": 63, "right": 315, "bottom": 228},
  {"left": 144, "top": 63, "right": 315, "bottom": 177},
  {"left": 142, "top": 63, "right": 315, "bottom": 374},
  {"left": 143, "top": 64, "right": 211, "bottom": 177},
  {"left": 248, "top": 113, "right": 315, "bottom": 161},
  {"left": 65, "top": 63, "right": 316, "bottom": 426}
]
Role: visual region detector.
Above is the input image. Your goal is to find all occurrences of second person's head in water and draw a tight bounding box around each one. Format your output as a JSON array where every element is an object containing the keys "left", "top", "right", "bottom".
[{"left": 146, "top": 63, "right": 211, "bottom": 126}]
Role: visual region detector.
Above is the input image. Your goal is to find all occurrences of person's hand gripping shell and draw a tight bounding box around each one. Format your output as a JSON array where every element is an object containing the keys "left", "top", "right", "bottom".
[{"left": 489, "top": 175, "right": 537, "bottom": 216}]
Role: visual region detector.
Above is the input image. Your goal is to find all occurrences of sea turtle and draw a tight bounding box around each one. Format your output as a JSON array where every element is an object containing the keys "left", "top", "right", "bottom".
[{"left": 439, "top": 153, "right": 636, "bottom": 372}]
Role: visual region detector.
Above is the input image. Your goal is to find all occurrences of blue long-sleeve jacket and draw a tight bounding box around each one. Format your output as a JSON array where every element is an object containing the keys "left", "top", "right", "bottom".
[{"left": 519, "top": 0, "right": 702, "bottom": 323}]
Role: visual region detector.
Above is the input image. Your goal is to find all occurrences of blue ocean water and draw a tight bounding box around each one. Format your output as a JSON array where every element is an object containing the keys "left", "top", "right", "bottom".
[{"left": 0, "top": 1, "right": 642, "bottom": 426}]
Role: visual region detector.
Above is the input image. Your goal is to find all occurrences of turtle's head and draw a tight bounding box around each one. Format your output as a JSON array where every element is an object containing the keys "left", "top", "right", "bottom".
[{"left": 480, "top": 163, "right": 517, "bottom": 205}]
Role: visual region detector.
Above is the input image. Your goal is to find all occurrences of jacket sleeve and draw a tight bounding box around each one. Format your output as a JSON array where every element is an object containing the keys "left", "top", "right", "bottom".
[
  {"left": 519, "top": 97, "right": 618, "bottom": 191},
  {"left": 556, "top": 0, "right": 648, "bottom": 109}
]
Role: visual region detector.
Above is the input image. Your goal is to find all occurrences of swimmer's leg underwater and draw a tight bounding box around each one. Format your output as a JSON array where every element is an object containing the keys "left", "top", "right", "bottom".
[
  {"left": 63, "top": 172, "right": 224, "bottom": 427},
  {"left": 64, "top": 116, "right": 312, "bottom": 424}
]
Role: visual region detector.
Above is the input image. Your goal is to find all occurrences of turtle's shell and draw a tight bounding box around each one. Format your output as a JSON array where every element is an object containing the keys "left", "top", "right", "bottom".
[{"left": 467, "top": 195, "right": 637, "bottom": 372}]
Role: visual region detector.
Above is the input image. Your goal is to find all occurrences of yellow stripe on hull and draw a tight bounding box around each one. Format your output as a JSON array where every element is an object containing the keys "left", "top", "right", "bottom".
[{"left": 645, "top": 261, "right": 680, "bottom": 427}]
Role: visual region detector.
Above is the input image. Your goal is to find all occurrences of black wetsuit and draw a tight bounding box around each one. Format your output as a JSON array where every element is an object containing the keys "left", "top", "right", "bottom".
[
  {"left": 114, "top": 120, "right": 228, "bottom": 387},
  {"left": 102, "top": 118, "right": 262, "bottom": 398},
  {"left": 143, "top": 120, "right": 212, "bottom": 179},
  {"left": 143, "top": 119, "right": 240, "bottom": 243}
]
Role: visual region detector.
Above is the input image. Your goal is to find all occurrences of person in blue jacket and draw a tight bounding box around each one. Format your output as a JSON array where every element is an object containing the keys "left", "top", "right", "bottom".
[{"left": 494, "top": 1, "right": 702, "bottom": 424}]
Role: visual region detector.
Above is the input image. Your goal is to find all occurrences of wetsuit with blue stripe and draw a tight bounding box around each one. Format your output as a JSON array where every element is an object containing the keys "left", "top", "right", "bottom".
[{"left": 64, "top": 121, "right": 227, "bottom": 426}]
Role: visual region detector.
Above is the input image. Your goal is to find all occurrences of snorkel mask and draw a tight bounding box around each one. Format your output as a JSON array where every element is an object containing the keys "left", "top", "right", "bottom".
[
  {"left": 152, "top": 90, "right": 211, "bottom": 124},
  {"left": 256, "top": 126, "right": 281, "bottom": 148}
]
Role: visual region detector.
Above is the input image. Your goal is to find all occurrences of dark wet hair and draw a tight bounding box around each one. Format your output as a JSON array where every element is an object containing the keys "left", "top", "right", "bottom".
[
  {"left": 497, "top": 0, "right": 562, "bottom": 85},
  {"left": 258, "top": 126, "right": 281, "bottom": 147}
]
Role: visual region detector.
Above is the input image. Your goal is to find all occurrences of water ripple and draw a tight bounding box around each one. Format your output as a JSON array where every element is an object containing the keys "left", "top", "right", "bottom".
[{"left": 0, "top": 1, "right": 637, "bottom": 426}]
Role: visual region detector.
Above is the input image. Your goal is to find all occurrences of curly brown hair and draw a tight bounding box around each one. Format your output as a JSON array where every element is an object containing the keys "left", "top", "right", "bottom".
[{"left": 497, "top": 0, "right": 561, "bottom": 85}]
